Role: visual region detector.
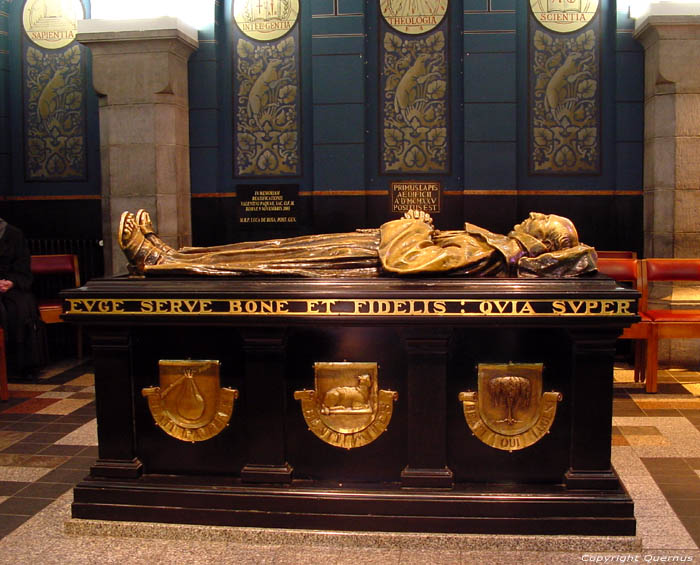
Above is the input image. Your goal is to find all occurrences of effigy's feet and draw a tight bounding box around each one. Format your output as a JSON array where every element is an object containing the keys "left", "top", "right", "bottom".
[
  {"left": 135, "top": 209, "right": 156, "bottom": 234},
  {"left": 135, "top": 209, "right": 175, "bottom": 255},
  {"left": 118, "top": 211, "right": 165, "bottom": 273}
]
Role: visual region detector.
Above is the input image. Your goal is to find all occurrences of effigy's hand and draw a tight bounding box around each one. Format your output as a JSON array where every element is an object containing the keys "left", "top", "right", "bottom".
[{"left": 403, "top": 209, "right": 434, "bottom": 229}]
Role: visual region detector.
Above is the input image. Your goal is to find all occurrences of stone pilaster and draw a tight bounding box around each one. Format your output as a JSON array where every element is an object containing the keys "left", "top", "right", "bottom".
[
  {"left": 634, "top": 13, "right": 700, "bottom": 366},
  {"left": 77, "top": 17, "right": 198, "bottom": 275}
]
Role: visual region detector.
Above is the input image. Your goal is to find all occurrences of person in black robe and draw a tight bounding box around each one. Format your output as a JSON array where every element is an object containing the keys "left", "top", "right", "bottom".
[{"left": 0, "top": 218, "right": 43, "bottom": 380}]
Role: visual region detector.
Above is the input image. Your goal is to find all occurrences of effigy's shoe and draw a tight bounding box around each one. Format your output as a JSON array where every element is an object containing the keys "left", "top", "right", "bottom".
[
  {"left": 118, "top": 211, "right": 165, "bottom": 273},
  {"left": 135, "top": 209, "right": 175, "bottom": 255}
]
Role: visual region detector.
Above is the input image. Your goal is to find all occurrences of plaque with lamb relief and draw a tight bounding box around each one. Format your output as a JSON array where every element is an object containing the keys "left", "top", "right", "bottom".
[{"left": 294, "top": 362, "right": 398, "bottom": 449}]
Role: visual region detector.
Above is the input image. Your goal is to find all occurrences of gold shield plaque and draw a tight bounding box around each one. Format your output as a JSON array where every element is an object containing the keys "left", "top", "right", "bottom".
[
  {"left": 458, "top": 363, "right": 562, "bottom": 452},
  {"left": 22, "top": 0, "right": 84, "bottom": 50},
  {"left": 142, "top": 360, "right": 238, "bottom": 442},
  {"left": 294, "top": 362, "right": 398, "bottom": 449},
  {"left": 233, "top": 0, "right": 300, "bottom": 41}
]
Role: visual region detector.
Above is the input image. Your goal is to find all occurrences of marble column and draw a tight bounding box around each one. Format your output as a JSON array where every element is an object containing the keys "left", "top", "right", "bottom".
[
  {"left": 77, "top": 17, "right": 198, "bottom": 275},
  {"left": 634, "top": 10, "right": 700, "bottom": 366}
]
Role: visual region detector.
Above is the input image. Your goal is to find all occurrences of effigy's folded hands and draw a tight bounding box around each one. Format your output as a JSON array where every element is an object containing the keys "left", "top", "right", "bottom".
[{"left": 402, "top": 209, "right": 434, "bottom": 229}]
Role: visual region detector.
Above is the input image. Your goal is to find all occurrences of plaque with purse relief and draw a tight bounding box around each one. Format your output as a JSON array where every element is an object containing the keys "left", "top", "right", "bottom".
[{"left": 142, "top": 360, "right": 238, "bottom": 442}]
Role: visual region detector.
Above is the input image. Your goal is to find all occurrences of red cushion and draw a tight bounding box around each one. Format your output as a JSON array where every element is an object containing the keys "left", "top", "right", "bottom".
[
  {"left": 597, "top": 258, "right": 638, "bottom": 281},
  {"left": 646, "top": 309, "right": 700, "bottom": 322},
  {"left": 38, "top": 299, "right": 62, "bottom": 309},
  {"left": 646, "top": 259, "right": 700, "bottom": 282},
  {"left": 31, "top": 255, "right": 76, "bottom": 275}
]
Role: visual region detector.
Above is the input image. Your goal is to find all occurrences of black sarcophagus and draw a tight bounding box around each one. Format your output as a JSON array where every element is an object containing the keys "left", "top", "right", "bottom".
[{"left": 63, "top": 275, "right": 638, "bottom": 535}]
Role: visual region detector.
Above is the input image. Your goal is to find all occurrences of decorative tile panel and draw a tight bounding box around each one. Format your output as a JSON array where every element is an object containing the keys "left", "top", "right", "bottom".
[
  {"left": 380, "top": 19, "right": 449, "bottom": 175},
  {"left": 529, "top": 12, "right": 600, "bottom": 175},
  {"left": 22, "top": 43, "right": 87, "bottom": 180},
  {"left": 233, "top": 0, "right": 301, "bottom": 178}
]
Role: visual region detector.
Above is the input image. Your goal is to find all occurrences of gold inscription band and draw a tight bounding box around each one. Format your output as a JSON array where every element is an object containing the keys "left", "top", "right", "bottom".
[{"left": 65, "top": 297, "right": 635, "bottom": 317}]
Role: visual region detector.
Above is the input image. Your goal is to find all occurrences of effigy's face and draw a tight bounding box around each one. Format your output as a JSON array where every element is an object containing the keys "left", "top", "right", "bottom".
[{"left": 517, "top": 213, "right": 580, "bottom": 252}]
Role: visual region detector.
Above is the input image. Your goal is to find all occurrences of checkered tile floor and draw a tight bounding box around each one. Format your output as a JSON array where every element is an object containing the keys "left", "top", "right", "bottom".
[
  {"left": 0, "top": 358, "right": 698, "bottom": 561},
  {"left": 0, "top": 360, "right": 96, "bottom": 539}
]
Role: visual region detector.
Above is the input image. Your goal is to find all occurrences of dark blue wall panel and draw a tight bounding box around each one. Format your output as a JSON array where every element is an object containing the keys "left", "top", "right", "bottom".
[
  {"left": 313, "top": 144, "right": 364, "bottom": 189},
  {"left": 465, "top": 142, "right": 517, "bottom": 189},
  {"left": 314, "top": 104, "right": 364, "bottom": 144},
  {"left": 311, "top": 14, "right": 364, "bottom": 35},
  {"left": 463, "top": 53, "right": 516, "bottom": 102},
  {"left": 465, "top": 103, "right": 517, "bottom": 142},
  {"left": 312, "top": 54, "right": 365, "bottom": 104}
]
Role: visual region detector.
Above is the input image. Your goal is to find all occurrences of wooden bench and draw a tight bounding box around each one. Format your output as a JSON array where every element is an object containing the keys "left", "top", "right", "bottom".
[
  {"left": 597, "top": 257, "right": 655, "bottom": 391},
  {"left": 30, "top": 254, "right": 82, "bottom": 358},
  {"left": 643, "top": 259, "right": 700, "bottom": 393},
  {"left": 598, "top": 257, "right": 700, "bottom": 393}
]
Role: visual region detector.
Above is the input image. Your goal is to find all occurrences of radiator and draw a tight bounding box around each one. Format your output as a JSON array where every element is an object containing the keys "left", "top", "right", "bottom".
[{"left": 28, "top": 238, "right": 104, "bottom": 292}]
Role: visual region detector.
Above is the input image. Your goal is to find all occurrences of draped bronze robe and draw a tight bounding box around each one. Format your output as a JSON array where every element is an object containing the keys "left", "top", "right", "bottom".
[{"left": 140, "top": 217, "right": 596, "bottom": 278}]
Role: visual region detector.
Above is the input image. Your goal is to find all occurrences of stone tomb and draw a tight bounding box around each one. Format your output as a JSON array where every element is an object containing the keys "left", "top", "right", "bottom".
[{"left": 63, "top": 274, "right": 638, "bottom": 535}]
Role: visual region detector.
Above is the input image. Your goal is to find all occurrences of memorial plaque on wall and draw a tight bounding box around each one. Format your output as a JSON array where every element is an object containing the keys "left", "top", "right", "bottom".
[
  {"left": 236, "top": 185, "right": 298, "bottom": 227},
  {"left": 391, "top": 181, "right": 441, "bottom": 214}
]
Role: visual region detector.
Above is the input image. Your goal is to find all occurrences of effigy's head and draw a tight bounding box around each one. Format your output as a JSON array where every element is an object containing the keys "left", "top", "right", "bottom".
[{"left": 513, "top": 212, "right": 580, "bottom": 252}]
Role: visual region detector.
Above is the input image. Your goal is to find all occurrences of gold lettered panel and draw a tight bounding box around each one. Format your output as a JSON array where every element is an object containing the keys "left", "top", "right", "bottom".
[
  {"left": 380, "top": 7, "right": 449, "bottom": 175},
  {"left": 529, "top": 2, "right": 601, "bottom": 174},
  {"left": 458, "top": 363, "right": 562, "bottom": 452},
  {"left": 142, "top": 360, "right": 238, "bottom": 443},
  {"left": 294, "top": 362, "right": 398, "bottom": 449},
  {"left": 22, "top": 0, "right": 87, "bottom": 181},
  {"left": 232, "top": 0, "right": 301, "bottom": 178}
]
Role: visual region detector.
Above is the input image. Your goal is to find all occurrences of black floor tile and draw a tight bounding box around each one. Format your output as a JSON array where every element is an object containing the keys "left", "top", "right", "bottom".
[
  {"left": 1, "top": 443, "right": 46, "bottom": 455},
  {"left": 0, "top": 496, "right": 54, "bottom": 516},
  {"left": 656, "top": 383, "right": 694, "bottom": 394},
  {"left": 55, "top": 414, "right": 94, "bottom": 425},
  {"left": 642, "top": 409, "right": 684, "bottom": 417},
  {"left": 21, "top": 432, "right": 68, "bottom": 444},
  {"left": 40, "top": 423, "right": 81, "bottom": 434},
  {"left": 37, "top": 468, "right": 90, "bottom": 484},
  {"left": 685, "top": 458, "right": 700, "bottom": 470},
  {"left": 657, "top": 482, "right": 700, "bottom": 500},
  {"left": 0, "top": 414, "right": 31, "bottom": 422},
  {"left": 71, "top": 404, "right": 96, "bottom": 415},
  {"left": 57, "top": 456, "right": 95, "bottom": 471},
  {"left": 22, "top": 414, "right": 62, "bottom": 423},
  {"left": 669, "top": 498, "right": 700, "bottom": 517},
  {"left": 38, "top": 445, "right": 86, "bottom": 456},
  {"left": 14, "top": 482, "right": 73, "bottom": 499},
  {"left": 680, "top": 516, "right": 700, "bottom": 547},
  {"left": 0, "top": 514, "right": 30, "bottom": 538},
  {"left": 1, "top": 422, "right": 46, "bottom": 433},
  {"left": 0, "top": 482, "right": 31, "bottom": 496},
  {"left": 643, "top": 457, "right": 695, "bottom": 472}
]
